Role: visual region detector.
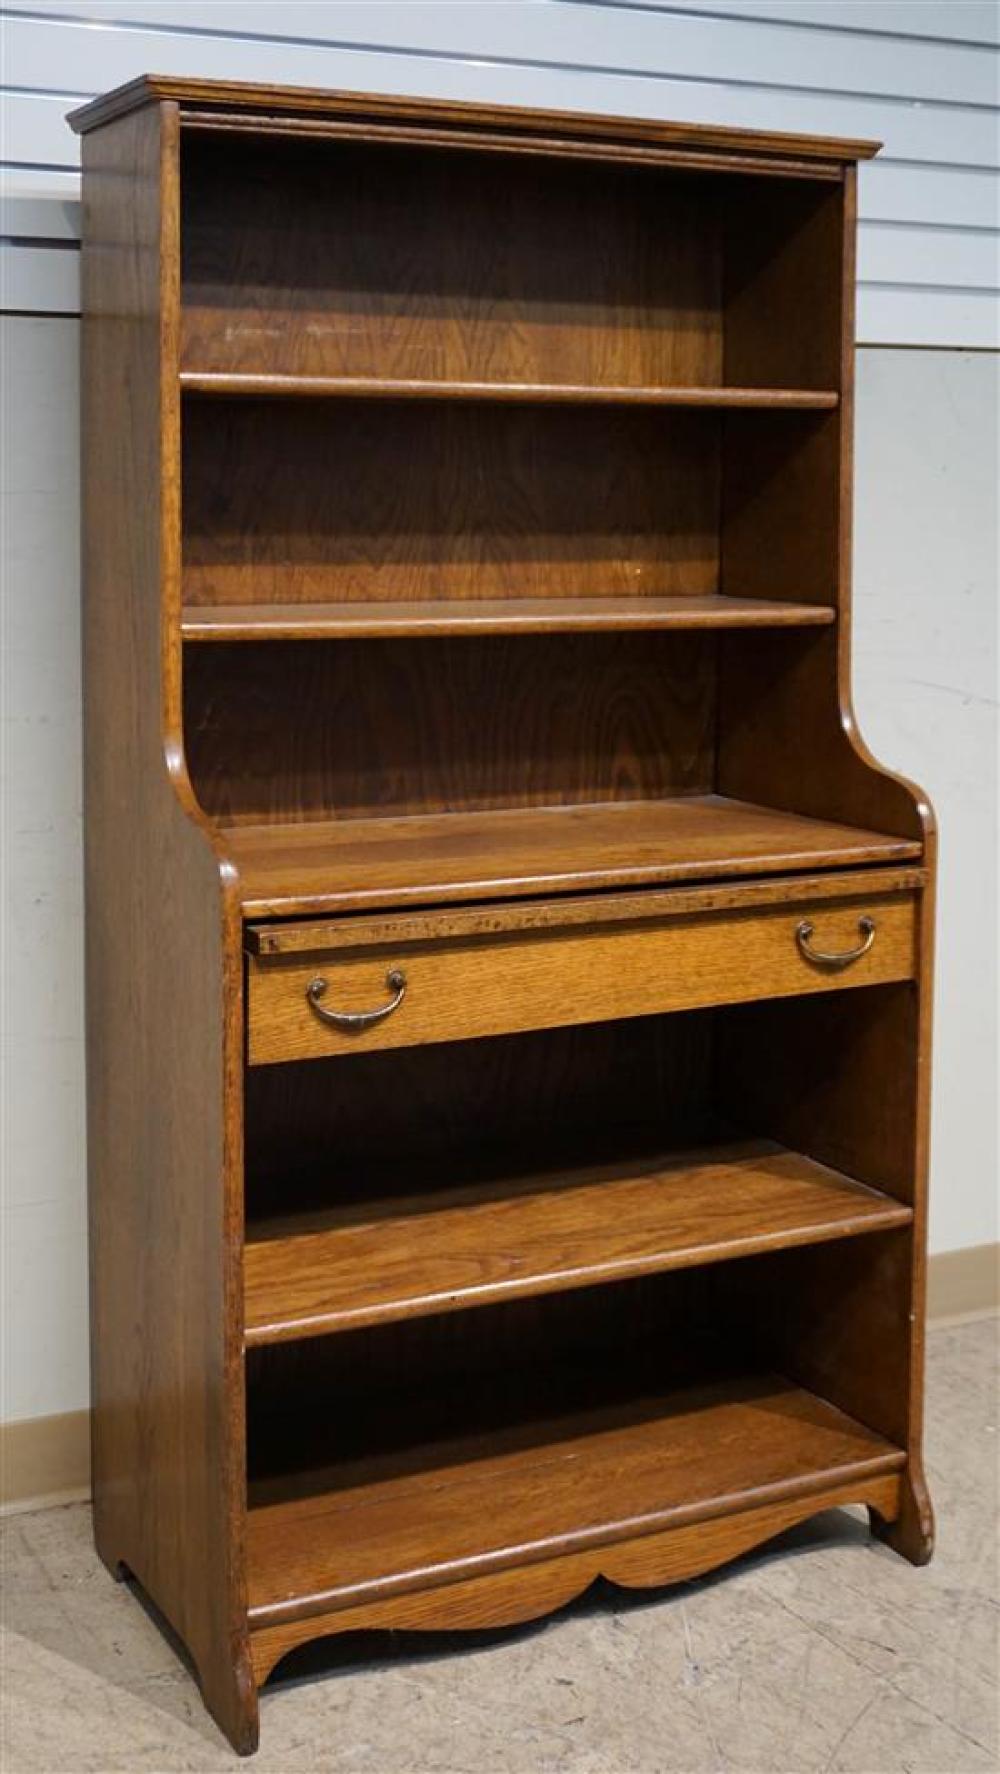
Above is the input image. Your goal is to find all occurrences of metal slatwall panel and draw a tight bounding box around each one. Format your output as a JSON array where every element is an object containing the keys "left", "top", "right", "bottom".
[{"left": 1, "top": 0, "right": 998, "bottom": 343}]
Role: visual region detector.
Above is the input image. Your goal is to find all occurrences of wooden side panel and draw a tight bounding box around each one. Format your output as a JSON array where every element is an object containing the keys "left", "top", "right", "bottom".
[
  {"left": 80, "top": 104, "right": 256, "bottom": 1751},
  {"left": 723, "top": 178, "right": 844, "bottom": 392},
  {"left": 718, "top": 168, "right": 934, "bottom": 1560},
  {"left": 717, "top": 174, "right": 930, "bottom": 843},
  {"left": 738, "top": 1233, "right": 915, "bottom": 1453},
  {"left": 716, "top": 983, "right": 920, "bottom": 1205},
  {"left": 717, "top": 626, "right": 927, "bottom": 839}
]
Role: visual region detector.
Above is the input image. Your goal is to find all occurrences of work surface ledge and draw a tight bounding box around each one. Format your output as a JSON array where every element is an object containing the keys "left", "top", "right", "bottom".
[{"left": 207, "top": 795, "right": 923, "bottom": 919}]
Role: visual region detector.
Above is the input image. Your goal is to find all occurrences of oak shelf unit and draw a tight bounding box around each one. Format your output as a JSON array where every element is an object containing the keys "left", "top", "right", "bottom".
[{"left": 74, "top": 76, "right": 936, "bottom": 1757}]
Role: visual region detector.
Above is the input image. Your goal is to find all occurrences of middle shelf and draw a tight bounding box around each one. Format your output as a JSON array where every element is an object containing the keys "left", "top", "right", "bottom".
[
  {"left": 180, "top": 372, "right": 840, "bottom": 409},
  {"left": 244, "top": 1136, "right": 912, "bottom": 1346},
  {"left": 181, "top": 594, "right": 836, "bottom": 642}
]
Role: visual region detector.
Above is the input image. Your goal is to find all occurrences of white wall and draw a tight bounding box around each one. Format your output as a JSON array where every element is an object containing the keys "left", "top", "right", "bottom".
[
  {"left": 854, "top": 348, "right": 999, "bottom": 1259},
  {"left": 1, "top": 2, "right": 998, "bottom": 1425}
]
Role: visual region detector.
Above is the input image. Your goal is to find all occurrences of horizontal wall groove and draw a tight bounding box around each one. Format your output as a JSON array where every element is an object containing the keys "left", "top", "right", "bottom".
[
  {"left": 0, "top": 232, "right": 78, "bottom": 250},
  {"left": 876, "top": 155, "right": 1000, "bottom": 174},
  {"left": 4, "top": 83, "right": 92, "bottom": 100},
  {"left": 2, "top": 1, "right": 997, "bottom": 344},
  {"left": 860, "top": 217, "right": 1000, "bottom": 237},
  {"left": 6, "top": 58, "right": 999, "bottom": 123},
  {"left": 568, "top": 1, "right": 1000, "bottom": 54},
  {"left": 861, "top": 278, "right": 1000, "bottom": 297},
  {"left": 13, "top": 3, "right": 1000, "bottom": 57}
]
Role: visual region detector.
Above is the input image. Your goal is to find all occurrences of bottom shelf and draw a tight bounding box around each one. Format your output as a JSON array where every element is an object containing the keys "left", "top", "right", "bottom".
[{"left": 246, "top": 1370, "right": 904, "bottom": 1628}]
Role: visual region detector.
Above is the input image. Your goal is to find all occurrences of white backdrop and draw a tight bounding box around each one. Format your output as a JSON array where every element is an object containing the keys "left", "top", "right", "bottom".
[{"left": 1, "top": 1, "right": 998, "bottom": 1426}]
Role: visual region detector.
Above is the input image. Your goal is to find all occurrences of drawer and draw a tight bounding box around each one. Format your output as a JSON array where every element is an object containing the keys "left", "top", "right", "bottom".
[{"left": 245, "top": 873, "right": 919, "bottom": 1066}]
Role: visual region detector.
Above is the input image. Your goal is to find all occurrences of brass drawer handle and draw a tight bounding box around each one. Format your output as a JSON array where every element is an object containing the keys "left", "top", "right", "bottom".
[
  {"left": 796, "top": 915, "right": 876, "bottom": 971},
  {"left": 306, "top": 968, "right": 406, "bottom": 1031}
]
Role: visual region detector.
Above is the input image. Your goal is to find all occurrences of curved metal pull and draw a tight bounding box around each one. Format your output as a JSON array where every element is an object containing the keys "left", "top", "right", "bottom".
[
  {"left": 796, "top": 915, "right": 876, "bottom": 971},
  {"left": 306, "top": 968, "right": 406, "bottom": 1032}
]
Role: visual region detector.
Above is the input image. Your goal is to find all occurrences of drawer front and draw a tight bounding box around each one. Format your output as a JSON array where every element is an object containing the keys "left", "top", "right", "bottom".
[{"left": 246, "top": 890, "right": 918, "bottom": 1065}]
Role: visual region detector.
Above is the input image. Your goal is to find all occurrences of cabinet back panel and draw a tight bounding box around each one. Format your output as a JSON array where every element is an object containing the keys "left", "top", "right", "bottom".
[
  {"left": 183, "top": 632, "right": 715, "bottom": 822},
  {"left": 180, "top": 136, "right": 723, "bottom": 388},
  {"left": 181, "top": 399, "right": 720, "bottom": 603},
  {"left": 245, "top": 1011, "right": 716, "bottom": 1224},
  {"left": 246, "top": 1267, "right": 742, "bottom": 1485}
]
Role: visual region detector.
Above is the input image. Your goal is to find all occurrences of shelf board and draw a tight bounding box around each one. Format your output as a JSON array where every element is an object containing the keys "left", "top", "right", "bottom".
[
  {"left": 245, "top": 1370, "right": 903, "bottom": 1625},
  {"left": 182, "top": 595, "right": 836, "bottom": 642},
  {"left": 180, "top": 371, "right": 839, "bottom": 409},
  {"left": 222, "top": 794, "right": 923, "bottom": 918},
  {"left": 244, "top": 1138, "right": 912, "bottom": 1346}
]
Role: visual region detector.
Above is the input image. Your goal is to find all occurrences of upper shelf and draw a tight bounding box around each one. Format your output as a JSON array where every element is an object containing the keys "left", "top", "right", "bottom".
[
  {"left": 181, "top": 595, "right": 836, "bottom": 642},
  {"left": 221, "top": 795, "right": 923, "bottom": 918},
  {"left": 179, "top": 372, "right": 839, "bottom": 409}
]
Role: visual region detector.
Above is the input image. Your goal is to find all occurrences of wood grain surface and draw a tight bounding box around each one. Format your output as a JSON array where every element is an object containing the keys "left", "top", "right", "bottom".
[
  {"left": 248, "top": 1471, "right": 900, "bottom": 1683},
  {"left": 180, "top": 139, "right": 843, "bottom": 396},
  {"left": 76, "top": 73, "right": 934, "bottom": 1757},
  {"left": 79, "top": 103, "right": 256, "bottom": 1753},
  {"left": 183, "top": 632, "right": 715, "bottom": 823},
  {"left": 181, "top": 140, "right": 721, "bottom": 390},
  {"left": 245, "top": 864, "right": 925, "bottom": 955},
  {"left": 243, "top": 1011, "right": 716, "bottom": 1227},
  {"left": 181, "top": 398, "right": 722, "bottom": 603},
  {"left": 246, "top": 885, "right": 916, "bottom": 1064},
  {"left": 243, "top": 1137, "right": 912, "bottom": 1343},
  {"left": 70, "top": 75, "right": 880, "bottom": 168},
  {"left": 180, "top": 374, "right": 839, "bottom": 407},
  {"left": 245, "top": 1372, "right": 904, "bottom": 1625},
  {"left": 224, "top": 795, "right": 923, "bottom": 918},
  {"left": 181, "top": 594, "right": 836, "bottom": 640}
]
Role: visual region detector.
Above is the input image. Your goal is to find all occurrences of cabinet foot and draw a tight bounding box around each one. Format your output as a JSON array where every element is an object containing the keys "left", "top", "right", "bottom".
[
  {"left": 871, "top": 1460, "right": 935, "bottom": 1566},
  {"left": 198, "top": 1641, "right": 259, "bottom": 1759},
  {"left": 92, "top": 1517, "right": 129, "bottom": 1584},
  {"left": 91, "top": 1524, "right": 259, "bottom": 1754}
]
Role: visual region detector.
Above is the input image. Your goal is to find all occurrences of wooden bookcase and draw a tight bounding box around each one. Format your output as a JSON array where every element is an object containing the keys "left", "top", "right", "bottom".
[{"left": 71, "top": 79, "right": 936, "bottom": 1756}]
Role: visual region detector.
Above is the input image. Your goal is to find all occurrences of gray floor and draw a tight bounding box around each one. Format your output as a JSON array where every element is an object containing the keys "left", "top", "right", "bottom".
[{"left": 2, "top": 1318, "right": 997, "bottom": 1773}]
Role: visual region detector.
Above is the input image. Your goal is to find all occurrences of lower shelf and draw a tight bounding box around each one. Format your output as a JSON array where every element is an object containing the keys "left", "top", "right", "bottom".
[
  {"left": 244, "top": 1139, "right": 912, "bottom": 1344},
  {"left": 246, "top": 1372, "right": 904, "bottom": 1629}
]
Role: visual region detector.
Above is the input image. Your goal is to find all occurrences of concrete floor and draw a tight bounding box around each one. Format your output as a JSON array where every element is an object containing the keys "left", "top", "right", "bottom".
[{"left": 1, "top": 1318, "right": 997, "bottom": 1774}]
